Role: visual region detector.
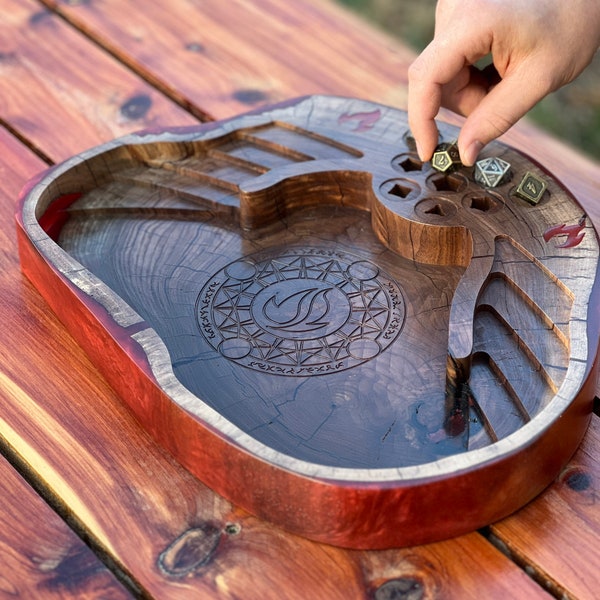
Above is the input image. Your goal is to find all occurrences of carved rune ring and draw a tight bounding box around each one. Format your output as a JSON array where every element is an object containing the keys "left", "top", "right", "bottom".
[{"left": 196, "top": 248, "right": 406, "bottom": 376}]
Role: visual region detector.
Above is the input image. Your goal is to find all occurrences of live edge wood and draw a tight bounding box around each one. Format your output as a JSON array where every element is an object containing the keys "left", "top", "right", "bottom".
[{"left": 17, "top": 95, "right": 600, "bottom": 549}]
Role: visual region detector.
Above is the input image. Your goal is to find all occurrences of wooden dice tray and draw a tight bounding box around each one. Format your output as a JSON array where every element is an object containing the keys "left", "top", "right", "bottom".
[{"left": 16, "top": 95, "right": 600, "bottom": 549}]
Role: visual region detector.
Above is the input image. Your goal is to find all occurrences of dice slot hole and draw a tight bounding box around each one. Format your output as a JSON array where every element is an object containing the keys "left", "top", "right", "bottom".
[
  {"left": 429, "top": 173, "right": 467, "bottom": 193},
  {"left": 469, "top": 196, "right": 495, "bottom": 212},
  {"left": 388, "top": 183, "right": 412, "bottom": 198},
  {"left": 425, "top": 204, "right": 446, "bottom": 216},
  {"left": 392, "top": 153, "right": 423, "bottom": 173},
  {"left": 399, "top": 157, "right": 423, "bottom": 172},
  {"left": 415, "top": 198, "right": 457, "bottom": 220},
  {"left": 461, "top": 191, "right": 503, "bottom": 214},
  {"left": 379, "top": 178, "right": 420, "bottom": 201}
]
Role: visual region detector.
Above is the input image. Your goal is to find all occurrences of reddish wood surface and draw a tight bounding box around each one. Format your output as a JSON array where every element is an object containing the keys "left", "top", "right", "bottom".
[
  {"left": 490, "top": 416, "right": 600, "bottom": 599},
  {"left": 39, "top": 0, "right": 415, "bottom": 119},
  {"left": 0, "top": 443, "right": 130, "bottom": 598},
  {"left": 0, "top": 0, "right": 196, "bottom": 162},
  {"left": 0, "top": 117, "right": 551, "bottom": 598},
  {"left": 0, "top": 0, "right": 598, "bottom": 596}
]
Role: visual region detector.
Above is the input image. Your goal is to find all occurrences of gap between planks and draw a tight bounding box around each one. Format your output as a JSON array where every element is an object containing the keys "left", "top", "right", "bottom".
[
  {"left": 35, "top": 0, "right": 216, "bottom": 124},
  {"left": 0, "top": 364, "right": 560, "bottom": 599},
  {"left": 0, "top": 119, "right": 54, "bottom": 165},
  {"left": 0, "top": 370, "right": 147, "bottom": 598}
]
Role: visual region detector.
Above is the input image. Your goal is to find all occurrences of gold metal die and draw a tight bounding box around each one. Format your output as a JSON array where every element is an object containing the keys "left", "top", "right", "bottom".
[
  {"left": 432, "top": 143, "right": 461, "bottom": 173},
  {"left": 515, "top": 171, "right": 547, "bottom": 205}
]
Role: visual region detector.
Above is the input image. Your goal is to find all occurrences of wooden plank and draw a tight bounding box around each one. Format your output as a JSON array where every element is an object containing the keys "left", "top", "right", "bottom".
[
  {"left": 0, "top": 0, "right": 196, "bottom": 162},
  {"left": 0, "top": 451, "right": 131, "bottom": 598},
  {"left": 0, "top": 114, "right": 552, "bottom": 597},
  {"left": 357, "top": 533, "right": 553, "bottom": 600},
  {"left": 489, "top": 414, "right": 600, "bottom": 600},
  {"left": 38, "top": 0, "right": 415, "bottom": 118}
]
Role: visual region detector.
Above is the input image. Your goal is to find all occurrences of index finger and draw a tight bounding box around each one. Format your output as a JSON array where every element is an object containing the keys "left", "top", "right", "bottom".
[{"left": 408, "top": 37, "right": 486, "bottom": 160}]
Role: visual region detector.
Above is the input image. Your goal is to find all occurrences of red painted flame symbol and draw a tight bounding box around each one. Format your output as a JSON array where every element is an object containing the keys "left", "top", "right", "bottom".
[
  {"left": 543, "top": 215, "right": 587, "bottom": 248},
  {"left": 338, "top": 109, "right": 381, "bottom": 132},
  {"left": 263, "top": 287, "right": 332, "bottom": 333}
]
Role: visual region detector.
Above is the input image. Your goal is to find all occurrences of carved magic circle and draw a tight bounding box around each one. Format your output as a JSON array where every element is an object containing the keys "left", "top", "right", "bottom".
[{"left": 196, "top": 248, "right": 406, "bottom": 376}]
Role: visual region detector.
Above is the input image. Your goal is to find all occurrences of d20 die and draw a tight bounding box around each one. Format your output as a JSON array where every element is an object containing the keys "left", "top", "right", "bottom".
[
  {"left": 474, "top": 157, "right": 512, "bottom": 188},
  {"left": 432, "top": 143, "right": 461, "bottom": 173}
]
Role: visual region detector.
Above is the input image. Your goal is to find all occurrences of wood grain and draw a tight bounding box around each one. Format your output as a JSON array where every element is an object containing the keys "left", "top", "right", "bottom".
[
  {"left": 0, "top": 439, "right": 130, "bottom": 598},
  {"left": 0, "top": 0, "right": 597, "bottom": 594},
  {"left": 0, "top": 0, "right": 196, "bottom": 162},
  {"left": 489, "top": 414, "right": 600, "bottom": 599},
  {"left": 38, "top": 0, "right": 600, "bottom": 230},
  {"left": 37, "top": 0, "right": 600, "bottom": 387},
  {"left": 0, "top": 121, "right": 552, "bottom": 596},
  {"left": 39, "top": 0, "right": 414, "bottom": 118}
]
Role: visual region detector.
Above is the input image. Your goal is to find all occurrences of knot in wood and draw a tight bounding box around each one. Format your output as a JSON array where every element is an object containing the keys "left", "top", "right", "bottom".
[
  {"left": 564, "top": 468, "right": 592, "bottom": 492},
  {"left": 158, "top": 524, "right": 222, "bottom": 577},
  {"left": 120, "top": 94, "right": 152, "bottom": 121},
  {"left": 375, "top": 577, "right": 425, "bottom": 600}
]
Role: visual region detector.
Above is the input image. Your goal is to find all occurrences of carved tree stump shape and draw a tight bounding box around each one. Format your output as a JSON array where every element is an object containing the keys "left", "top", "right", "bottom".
[{"left": 16, "top": 96, "right": 600, "bottom": 549}]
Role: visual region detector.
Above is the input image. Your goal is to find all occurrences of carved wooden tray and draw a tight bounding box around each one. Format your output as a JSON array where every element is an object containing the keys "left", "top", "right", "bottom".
[{"left": 17, "top": 95, "right": 600, "bottom": 549}]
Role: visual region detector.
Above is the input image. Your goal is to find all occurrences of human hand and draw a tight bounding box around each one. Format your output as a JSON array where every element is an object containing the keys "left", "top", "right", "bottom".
[{"left": 408, "top": 0, "right": 600, "bottom": 166}]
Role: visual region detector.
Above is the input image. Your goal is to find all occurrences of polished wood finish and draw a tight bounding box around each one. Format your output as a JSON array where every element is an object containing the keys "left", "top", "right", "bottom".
[
  {"left": 0, "top": 0, "right": 598, "bottom": 595},
  {"left": 490, "top": 416, "right": 600, "bottom": 599},
  {"left": 0, "top": 0, "right": 195, "bottom": 162},
  {"left": 0, "top": 449, "right": 130, "bottom": 598},
  {"left": 17, "top": 95, "right": 600, "bottom": 548}
]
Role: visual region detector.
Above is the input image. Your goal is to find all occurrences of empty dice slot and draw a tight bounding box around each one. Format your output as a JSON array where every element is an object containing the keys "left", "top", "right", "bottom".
[
  {"left": 429, "top": 173, "right": 468, "bottom": 193},
  {"left": 425, "top": 203, "right": 446, "bottom": 216},
  {"left": 389, "top": 182, "right": 412, "bottom": 198},
  {"left": 469, "top": 196, "right": 495, "bottom": 212},
  {"left": 392, "top": 153, "right": 423, "bottom": 172}
]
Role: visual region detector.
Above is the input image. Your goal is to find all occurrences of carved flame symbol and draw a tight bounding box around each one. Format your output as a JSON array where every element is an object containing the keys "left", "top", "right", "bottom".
[
  {"left": 263, "top": 287, "right": 332, "bottom": 333},
  {"left": 338, "top": 109, "right": 381, "bottom": 132},
  {"left": 543, "top": 215, "right": 587, "bottom": 248}
]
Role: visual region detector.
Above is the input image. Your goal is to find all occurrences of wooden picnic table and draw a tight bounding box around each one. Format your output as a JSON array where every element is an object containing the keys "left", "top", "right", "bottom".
[{"left": 0, "top": 0, "right": 598, "bottom": 597}]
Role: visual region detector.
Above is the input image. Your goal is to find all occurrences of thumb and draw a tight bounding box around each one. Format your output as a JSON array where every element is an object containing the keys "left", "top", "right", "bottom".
[{"left": 457, "top": 66, "right": 551, "bottom": 165}]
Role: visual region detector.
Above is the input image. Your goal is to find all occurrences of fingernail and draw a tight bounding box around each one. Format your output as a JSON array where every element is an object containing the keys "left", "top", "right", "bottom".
[{"left": 462, "top": 140, "right": 484, "bottom": 167}]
